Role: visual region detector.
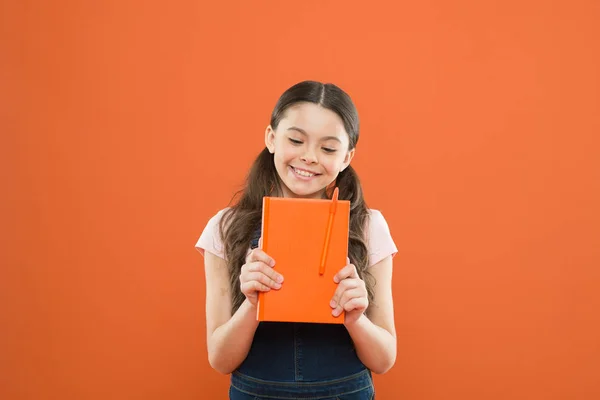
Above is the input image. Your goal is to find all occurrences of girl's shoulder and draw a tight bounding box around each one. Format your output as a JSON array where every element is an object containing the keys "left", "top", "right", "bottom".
[
  {"left": 365, "top": 209, "right": 398, "bottom": 267},
  {"left": 195, "top": 207, "right": 231, "bottom": 259}
]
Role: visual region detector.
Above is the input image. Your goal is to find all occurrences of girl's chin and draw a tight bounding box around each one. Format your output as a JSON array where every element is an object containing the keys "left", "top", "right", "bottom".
[{"left": 281, "top": 181, "right": 326, "bottom": 199}]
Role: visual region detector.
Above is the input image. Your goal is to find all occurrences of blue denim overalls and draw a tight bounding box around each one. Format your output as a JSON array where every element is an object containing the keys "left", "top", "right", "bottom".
[{"left": 228, "top": 229, "right": 375, "bottom": 400}]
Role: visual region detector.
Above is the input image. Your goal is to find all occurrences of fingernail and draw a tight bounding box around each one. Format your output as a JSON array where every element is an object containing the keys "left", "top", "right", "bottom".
[
  {"left": 333, "top": 276, "right": 339, "bottom": 283},
  {"left": 276, "top": 275, "right": 284, "bottom": 283},
  {"left": 330, "top": 299, "right": 336, "bottom": 308},
  {"left": 274, "top": 282, "right": 282, "bottom": 289},
  {"left": 270, "top": 259, "right": 276, "bottom": 267}
]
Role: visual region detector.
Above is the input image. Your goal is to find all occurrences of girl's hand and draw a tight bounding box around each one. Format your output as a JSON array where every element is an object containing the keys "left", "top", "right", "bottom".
[
  {"left": 330, "top": 259, "right": 368, "bottom": 325},
  {"left": 239, "top": 248, "right": 284, "bottom": 307}
]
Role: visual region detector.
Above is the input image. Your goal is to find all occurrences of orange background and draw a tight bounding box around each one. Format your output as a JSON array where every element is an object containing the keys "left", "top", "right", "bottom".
[{"left": 1, "top": 1, "right": 599, "bottom": 399}]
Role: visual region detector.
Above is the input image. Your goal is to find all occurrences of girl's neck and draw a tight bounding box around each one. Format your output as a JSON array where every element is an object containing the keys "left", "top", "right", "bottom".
[{"left": 278, "top": 186, "right": 329, "bottom": 200}]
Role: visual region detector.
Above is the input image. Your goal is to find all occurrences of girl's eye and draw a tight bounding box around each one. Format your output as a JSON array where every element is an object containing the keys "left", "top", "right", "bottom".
[
  {"left": 288, "top": 138, "right": 303, "bottom": 145},
  {"left": 322, "top": 147, "right": 337, "bottom": 153}
]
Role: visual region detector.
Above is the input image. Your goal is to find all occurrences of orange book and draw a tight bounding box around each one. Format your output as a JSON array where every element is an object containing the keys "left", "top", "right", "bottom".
[{"left": 257, "top": 189, "right": 350, "bottom": 324}]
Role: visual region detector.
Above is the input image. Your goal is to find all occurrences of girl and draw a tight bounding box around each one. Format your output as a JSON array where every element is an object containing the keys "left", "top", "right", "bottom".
[{"left": 196, "top": 81, "right": 397, "bottom": 399}]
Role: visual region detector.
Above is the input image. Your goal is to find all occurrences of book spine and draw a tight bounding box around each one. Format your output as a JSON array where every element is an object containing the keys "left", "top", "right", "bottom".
[{"left": 257, "top": 197, "right": 270, "bottom": 321}]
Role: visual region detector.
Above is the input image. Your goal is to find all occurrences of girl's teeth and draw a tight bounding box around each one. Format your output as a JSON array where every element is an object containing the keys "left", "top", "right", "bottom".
[{"left": 294, "top": 168, "right": 314, "bottom": 177}]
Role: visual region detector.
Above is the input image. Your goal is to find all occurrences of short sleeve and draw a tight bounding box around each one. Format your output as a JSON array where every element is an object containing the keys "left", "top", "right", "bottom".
[
  {"left": 195, "top": 208, "right": 229, "bottom": 259},
  {"left": 366, "top": 209, "right": 398, "bottom": 267}
]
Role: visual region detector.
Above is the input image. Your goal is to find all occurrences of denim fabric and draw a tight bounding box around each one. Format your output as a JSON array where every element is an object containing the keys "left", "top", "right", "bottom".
[
  {"left": 228, "top": 228, "right": 374, "bottom": 399},
  {"left": 230, "top": 369, "right": 374, "bottom": 400}
]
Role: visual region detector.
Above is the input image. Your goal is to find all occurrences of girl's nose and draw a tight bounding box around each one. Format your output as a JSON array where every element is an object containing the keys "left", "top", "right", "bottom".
[{"left": 300, "top": 150, "right": 318, "bottom": 164}]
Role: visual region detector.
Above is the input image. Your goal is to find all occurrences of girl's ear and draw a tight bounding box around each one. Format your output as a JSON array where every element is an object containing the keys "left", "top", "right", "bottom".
[
  {"left": 265, "top": 126, "right": 276, "bottom": 154},
  {"left": 340, "top": 148, "right": 355, "bottom": 171}
]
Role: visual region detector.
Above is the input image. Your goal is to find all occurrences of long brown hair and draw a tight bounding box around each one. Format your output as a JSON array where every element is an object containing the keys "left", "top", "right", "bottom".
[{"left": 219, "top": 80, "right": 374, "bottom": 315}]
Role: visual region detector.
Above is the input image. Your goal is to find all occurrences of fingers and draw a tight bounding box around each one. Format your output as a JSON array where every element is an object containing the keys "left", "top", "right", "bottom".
[
  {"left": 331, "top": 287, "right": 367, "bottom": 317},
  {"left": 341, "top": 297, "right": 368, "bottom": 313},
  {"left": 337, "top": 287, "right": 365, "bottom": 309},
  {"left": 331, "top": 277, "right": 360, "bottom": 303},
  {"left": 330, "top": 278, "right": 367, "bottom": 316},
  {"left": 242, "top": 261, "right": 284, "bottom": 285},
  {"left": 240, "top": 280, "right": 271, "bottom": 294},
  {"left": 240, "top": 252, "right": 283, "bottom": 300},
  {"left": 333, "top": 263, "right": 358, "bottom": 283},
  {"left": 243, "top": 270, "right": 282, "bottom": 290},
  {"left": 245, "top": 248, "right": 275, "bottom": 267},
  {"left": 330, "top": 279, "right": 362, "bottom": 307}
]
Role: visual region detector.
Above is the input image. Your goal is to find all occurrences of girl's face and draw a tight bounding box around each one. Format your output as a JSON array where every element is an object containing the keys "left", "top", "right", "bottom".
[{"left": 265, "top": 102, "right": 355, "bottom": 199}]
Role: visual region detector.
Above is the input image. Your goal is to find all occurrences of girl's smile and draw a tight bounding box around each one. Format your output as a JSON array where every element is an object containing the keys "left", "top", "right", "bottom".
[{"left": 289, "top": 165, "right": 321, "bottom": 180}]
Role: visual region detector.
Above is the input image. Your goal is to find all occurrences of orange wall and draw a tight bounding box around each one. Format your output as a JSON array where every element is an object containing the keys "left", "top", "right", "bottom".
[{"left": 1, "top": 1, "right": 599, "bottom": 399}]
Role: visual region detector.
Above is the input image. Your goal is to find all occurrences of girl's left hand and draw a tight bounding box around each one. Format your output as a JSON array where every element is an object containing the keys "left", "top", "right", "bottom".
[{"left": 330, "top": 259, "right": 368, "bottom": 325}]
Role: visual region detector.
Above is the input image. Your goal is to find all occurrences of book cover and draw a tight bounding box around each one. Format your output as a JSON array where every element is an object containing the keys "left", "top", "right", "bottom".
[{"left": 257, "top": 193, "right": 350, "bottom": 324}]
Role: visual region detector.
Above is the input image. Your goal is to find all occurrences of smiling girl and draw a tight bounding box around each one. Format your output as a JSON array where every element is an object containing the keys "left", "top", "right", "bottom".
[{"left": 196, "top": 80, "right": 398, "bottom": 399}]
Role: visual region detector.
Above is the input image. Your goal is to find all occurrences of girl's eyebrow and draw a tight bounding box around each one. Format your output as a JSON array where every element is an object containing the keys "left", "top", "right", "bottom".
[{"left": 287, "top": 126, "right": 342, "bottom": 143}]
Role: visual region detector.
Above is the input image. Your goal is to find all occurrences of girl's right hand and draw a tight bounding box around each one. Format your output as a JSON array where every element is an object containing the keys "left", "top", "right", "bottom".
[{"left": 239, "top": 248, "right": 284, "bottom": 307}]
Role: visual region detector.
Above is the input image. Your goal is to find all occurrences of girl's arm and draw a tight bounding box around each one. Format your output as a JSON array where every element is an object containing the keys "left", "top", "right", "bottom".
[
  {"left": 204, "top": 248, "right": 282, "bottom": 374},
  {"left": 204, "top": 251, "right": 259, "bottom": 374},
  {"left": 333, "top": 255, "right": 397, "bottom": 374}
]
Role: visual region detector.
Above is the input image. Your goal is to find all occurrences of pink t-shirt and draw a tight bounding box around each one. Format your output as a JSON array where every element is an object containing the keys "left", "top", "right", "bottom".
[{"left": 195, "top": 208, "right": 397, "bottom": 267}]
